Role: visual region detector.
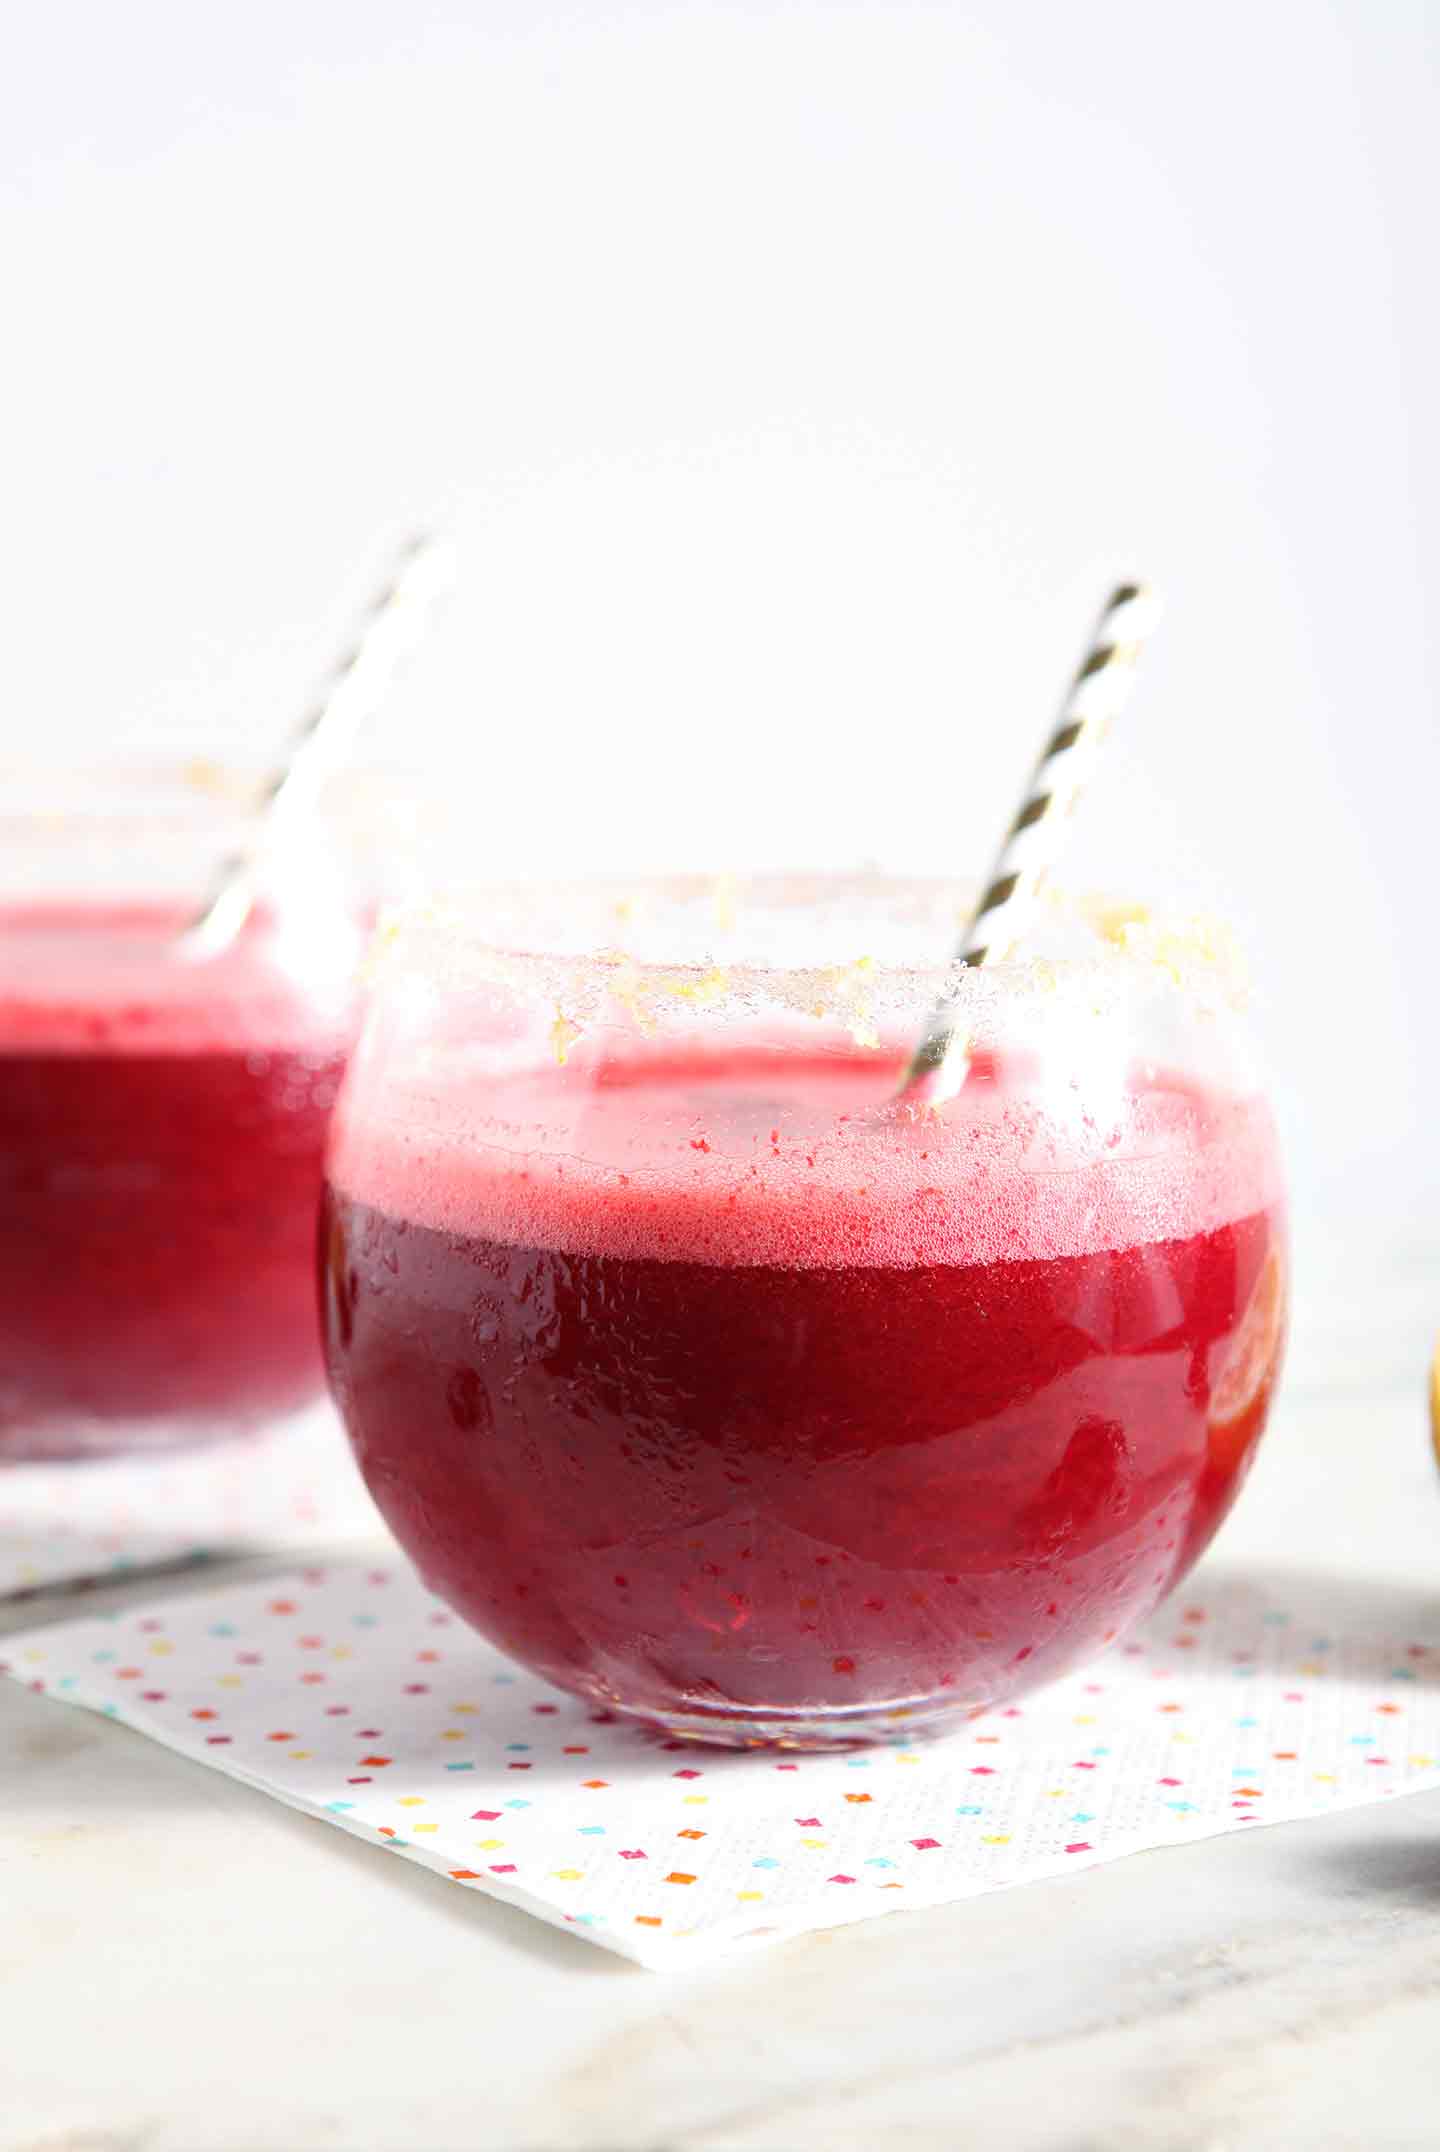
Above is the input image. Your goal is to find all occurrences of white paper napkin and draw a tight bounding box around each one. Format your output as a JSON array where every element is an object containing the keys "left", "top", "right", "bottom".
[
  {"left": 8, "top": 1556, "right": 1440, "bottom": 1966},
  {"left": 0, "top": 1412, "right": 383, "bottom": 1598}
]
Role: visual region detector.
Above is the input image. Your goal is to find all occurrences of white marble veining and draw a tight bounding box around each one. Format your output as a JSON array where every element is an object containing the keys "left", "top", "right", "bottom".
[{"left": 3, "top": 1251, "right": 1438, "bottom": 2151}]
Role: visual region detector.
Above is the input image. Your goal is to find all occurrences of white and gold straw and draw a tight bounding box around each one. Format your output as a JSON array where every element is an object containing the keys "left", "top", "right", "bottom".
[
  {"left": 181, "top": 531, "right": 456, "bottom": 959},
  {"left": 897, "top": 579, "right": 1163, "bottom": 1111}
]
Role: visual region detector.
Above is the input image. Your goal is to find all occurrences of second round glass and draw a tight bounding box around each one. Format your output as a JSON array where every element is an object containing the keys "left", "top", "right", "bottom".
[{"left": 0, "top": 768, "right": 366, "bottom": 1460}]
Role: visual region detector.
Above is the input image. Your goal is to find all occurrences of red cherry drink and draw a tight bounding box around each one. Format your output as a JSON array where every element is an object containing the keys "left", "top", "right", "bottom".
[
  {"left": 322, "top": 1034, "right": 1285, "bottom": 1743},
  {"left": 0, "top": 903, "right": 353, "bottom": 1459}
]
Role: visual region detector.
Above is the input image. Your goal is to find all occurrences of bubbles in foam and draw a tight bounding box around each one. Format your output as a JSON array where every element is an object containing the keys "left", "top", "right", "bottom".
[
  {"left": 331, "top": 1037, "right": 1282, "bottom": 1270},
  {"left": 0, "top": 902, "right": 354, "bottom": 1056}
]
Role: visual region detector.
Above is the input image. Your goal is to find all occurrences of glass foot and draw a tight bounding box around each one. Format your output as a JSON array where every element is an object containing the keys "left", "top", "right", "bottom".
[{"left": 612, "top": 1688, "right": 976, "bottom": 1751}]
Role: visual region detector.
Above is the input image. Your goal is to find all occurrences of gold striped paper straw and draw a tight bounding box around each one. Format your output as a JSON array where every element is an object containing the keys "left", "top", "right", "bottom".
[
  {"left": 897, "top": 580, "right": 1163, "bottom": 1111},
  {"left": 181, "top": 531, "right": 456, "bottom": 959}
]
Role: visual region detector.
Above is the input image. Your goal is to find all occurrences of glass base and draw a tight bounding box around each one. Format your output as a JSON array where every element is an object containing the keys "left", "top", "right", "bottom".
[
  {"left": 612, "top": 1687, "right": 977, "bottom": 1751},
  {"left": 0, "top": 1403, "right": 315, "bottom": 1466}
]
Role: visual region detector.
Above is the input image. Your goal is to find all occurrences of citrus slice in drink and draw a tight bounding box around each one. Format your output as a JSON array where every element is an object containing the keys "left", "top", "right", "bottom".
[{"left": 1207, "top": 1246, "right": 1287, "bottom": 1477}]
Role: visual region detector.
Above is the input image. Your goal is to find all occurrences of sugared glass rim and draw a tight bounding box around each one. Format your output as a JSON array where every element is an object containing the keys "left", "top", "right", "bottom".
[
  {"left": 367, "top": 871, "right": 1252, "bottom": 1029},
  {"left": 0, "top": 757, "right": 407, "bottom": 839},
  {"left": 0, "top": 758, "right": 257, "bottom": 837}
]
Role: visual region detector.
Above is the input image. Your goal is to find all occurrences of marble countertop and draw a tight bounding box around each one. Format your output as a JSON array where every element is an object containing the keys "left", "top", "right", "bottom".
[{"left": 5, "top": 1241, "right": 1439, "bottom": 2151}]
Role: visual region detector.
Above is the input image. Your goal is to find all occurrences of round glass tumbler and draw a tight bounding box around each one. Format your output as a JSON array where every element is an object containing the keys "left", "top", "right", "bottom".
[
  {"left": 0, "top": 770, "right": 364, "bottom": 1460},
  {"left": 321, "top": 876, "right": 1287, "bottom": 1747}
]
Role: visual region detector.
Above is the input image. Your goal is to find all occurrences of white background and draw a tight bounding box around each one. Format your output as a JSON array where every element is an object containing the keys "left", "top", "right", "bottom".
[{"left": 2, "top": 1, "right": 1435, "bottom": 1241}]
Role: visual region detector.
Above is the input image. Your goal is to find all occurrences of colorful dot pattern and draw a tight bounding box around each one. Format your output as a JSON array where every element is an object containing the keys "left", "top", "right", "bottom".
[
  {"left": 0, "top": 1413, "right": 380, "bottom": 1599},
  {"left": 4, "top": 1563, "right": 1439, "bottom": 1969}
]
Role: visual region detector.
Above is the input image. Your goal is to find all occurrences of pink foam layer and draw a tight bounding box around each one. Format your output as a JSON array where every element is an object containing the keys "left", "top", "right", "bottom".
[
  {"left": 331, "top": 1048, "right": 1283, "bottom": 1270},
  {"left": 0, "top": 904, "right": 353, "bottom": 1055}
]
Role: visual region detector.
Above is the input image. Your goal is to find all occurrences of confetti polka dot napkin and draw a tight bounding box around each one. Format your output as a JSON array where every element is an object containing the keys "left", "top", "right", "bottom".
[
  {"left": 0, "top": 1412, "right": 383, "bottom": 1599},
  {"left": 5, "top": 1559, "right": 1440, "bottom": 1968}
]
